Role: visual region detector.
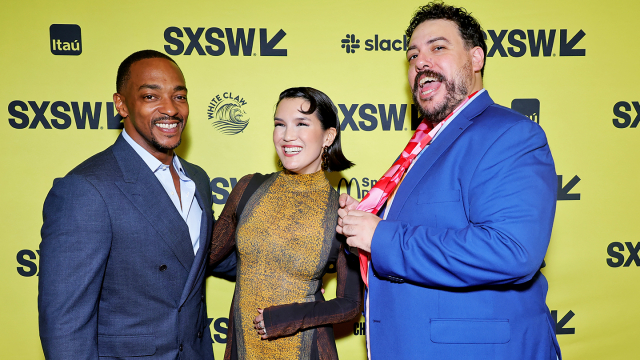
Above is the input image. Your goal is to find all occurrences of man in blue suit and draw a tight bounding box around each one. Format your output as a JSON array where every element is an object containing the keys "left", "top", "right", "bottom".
[
  {"left": 38, "top": 50, "right": 235, "bottom": 359},
  {"left": 338, "top": 3, "right": 561, "bottom": 359}
]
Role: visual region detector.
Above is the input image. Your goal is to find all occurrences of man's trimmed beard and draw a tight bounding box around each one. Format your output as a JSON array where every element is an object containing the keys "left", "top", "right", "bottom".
[
  {"left": 412, "top": 60, "right": 472, "bottom": 125},
  {"left": 150, "top": 115, "right": 183, "bottom": 152}
]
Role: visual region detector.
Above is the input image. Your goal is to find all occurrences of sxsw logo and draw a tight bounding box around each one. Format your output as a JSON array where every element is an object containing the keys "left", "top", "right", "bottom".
[
  {"left": 606, "top": 242, "right": 640, "bottom": 267},
  {"left": 339, "top": 104, "right": 418, "bottom": 131},
  {"left": 50, "top": 24, "right": 82, "bottom": 55},
  {"left": 552, "top": 310, "right": 575, "bottom": 335},
  {"left": 483, "top": 29, "right": 585, "bottom": 57},
  {"left": 341, "top": 34, "right": 408, "bottom": 54},
  {"left": 7, "top": 101, "right": 123, "bottom": 130},
  {"left": 211, "top": 177, "right": 238, "bottom": 205},
  {"left": 17, "top": 249, "right": 39, "bottom": 277},
  {"left": 210, "top": 317, "right": 230, "bottom": 343},
  {"left": 612, "top": 101, "right": 640, "bottom": 128},
  {"left": 164, "top": 27, "right": 286, "bottom": 56}
]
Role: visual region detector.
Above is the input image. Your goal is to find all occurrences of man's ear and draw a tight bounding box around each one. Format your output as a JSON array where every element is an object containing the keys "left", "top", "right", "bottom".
[
  {"left": 113, "top": 93, "right": 129, "bottom": 118},
  {"left": 471, "top": 46, "right": 485, "bottom": 73}
]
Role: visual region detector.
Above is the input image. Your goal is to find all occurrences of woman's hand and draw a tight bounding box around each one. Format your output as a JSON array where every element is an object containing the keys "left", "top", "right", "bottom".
[{"left": 253, "top": 308, "right": 268, "bottom": 339}]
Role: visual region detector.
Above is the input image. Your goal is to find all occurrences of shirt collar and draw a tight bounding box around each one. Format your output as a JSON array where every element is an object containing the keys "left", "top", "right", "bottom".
[{"left": 121, "top": 129, "right": 187, "bottom": 179}]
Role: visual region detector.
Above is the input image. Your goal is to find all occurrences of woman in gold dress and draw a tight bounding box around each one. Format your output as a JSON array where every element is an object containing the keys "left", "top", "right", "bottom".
[{"left": 209, "top": 87, "right": 362, "bottom": 360}]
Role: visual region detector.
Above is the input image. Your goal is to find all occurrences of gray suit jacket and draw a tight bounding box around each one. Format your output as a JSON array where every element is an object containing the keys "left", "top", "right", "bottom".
[{"left": 38, "top": 135, "right": 235, "bottom": 359}]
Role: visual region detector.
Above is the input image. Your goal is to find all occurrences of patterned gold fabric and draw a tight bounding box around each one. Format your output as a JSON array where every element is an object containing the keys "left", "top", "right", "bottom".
[{"left": 234, "top": 171, "right": 336, "bottom": 360}]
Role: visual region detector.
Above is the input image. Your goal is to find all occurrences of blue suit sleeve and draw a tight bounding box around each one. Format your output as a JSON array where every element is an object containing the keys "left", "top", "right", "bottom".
[
  {"left": 210, "top": 251, "right": 237, "bottom": 278},
  {"left": 38, "top": 175, "right": 111, "bottom": 359},
  {"left": 371, "top": 120, "right": 557, "bottom": 288}
]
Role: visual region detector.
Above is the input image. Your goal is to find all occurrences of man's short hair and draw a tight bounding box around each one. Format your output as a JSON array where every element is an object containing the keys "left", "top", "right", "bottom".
[
  {"left": 406, "top": 2, "right": 487, "bottom": 76},
  {"left": 116, "top": 50, "right": 179, "bottom": 93}
]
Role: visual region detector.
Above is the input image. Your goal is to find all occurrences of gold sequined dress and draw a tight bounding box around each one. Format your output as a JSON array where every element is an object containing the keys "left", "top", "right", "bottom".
[{"left": 210, "top": 171, "right": 362, "bottom": 360}]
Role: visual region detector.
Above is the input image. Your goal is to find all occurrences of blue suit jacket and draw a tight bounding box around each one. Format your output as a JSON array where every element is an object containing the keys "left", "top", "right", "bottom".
[
  {"left": 368, "top": 92, "right": 561, "bottom": 360},
  {"left": 38, "top": 135, "right": 236, "bottom": 359}
]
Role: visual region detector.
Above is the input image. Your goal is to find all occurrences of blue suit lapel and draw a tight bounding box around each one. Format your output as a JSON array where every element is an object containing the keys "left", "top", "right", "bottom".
[
  {"left": 178, "top": 160, "right": 213, "bottom": 304},
  {"left": 385, "top": 91, "right": 494, "bottom": 221},
  {"left": 111, "top": 135, "right": 195, "bottom": 272}
]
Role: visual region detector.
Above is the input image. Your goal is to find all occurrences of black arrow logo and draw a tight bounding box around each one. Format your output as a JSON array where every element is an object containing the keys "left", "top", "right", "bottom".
[
  {"left": 552, "top": 310, "right": 575, "bottom": 335},
  {"left": 260, "top": 29, "right": 287, "bottom": 56},
  {"left": 559, "top": 29, "right": 585, "bottom": 56},
  {"left": 557, "top": 175, "right": 581, "bottom": 201}
]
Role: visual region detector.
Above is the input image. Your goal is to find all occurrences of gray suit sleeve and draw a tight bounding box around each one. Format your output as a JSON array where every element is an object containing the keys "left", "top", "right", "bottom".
[{"left": 38, "top": 175, "right": 111, "bottom": 359}]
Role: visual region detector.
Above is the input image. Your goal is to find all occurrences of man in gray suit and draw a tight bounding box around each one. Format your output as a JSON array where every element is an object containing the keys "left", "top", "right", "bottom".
[{"left": 38, "top": 50, "right": 235, "bottom": 359}]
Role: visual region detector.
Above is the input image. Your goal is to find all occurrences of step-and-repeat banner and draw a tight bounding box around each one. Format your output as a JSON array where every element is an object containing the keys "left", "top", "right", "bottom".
[{"left": 2, "top": 0, "right": 638, "bottom": 358}]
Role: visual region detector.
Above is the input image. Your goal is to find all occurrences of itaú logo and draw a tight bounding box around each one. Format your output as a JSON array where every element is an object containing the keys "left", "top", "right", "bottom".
[
  {"left": 50, "top": 24, "right": 82, "bottom": 55},
  {"left": 336, "top": 177, "right": 378, "bottom": 200}
]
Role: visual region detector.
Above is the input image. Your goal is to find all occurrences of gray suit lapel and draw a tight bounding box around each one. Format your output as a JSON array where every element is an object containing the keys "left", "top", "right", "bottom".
[
  {"left": 385, "top": 92, "right": 494, "bottom": 220},
  {"left": 111, "top": 136, "right": 195, "bottom": 272}
]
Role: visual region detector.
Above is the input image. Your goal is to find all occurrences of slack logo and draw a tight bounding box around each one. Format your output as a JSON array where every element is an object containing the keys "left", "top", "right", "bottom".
[
  {"left": 511, "top": 98, "right": 540, "bottom": 123},
  {"left": 50, "top": 24, "right": 82, "bottom": 55}
]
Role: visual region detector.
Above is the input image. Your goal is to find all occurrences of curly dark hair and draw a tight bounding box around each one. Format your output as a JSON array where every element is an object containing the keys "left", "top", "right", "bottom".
[{"left": 406, "top": 2, "right": 487, "bottom": 76}]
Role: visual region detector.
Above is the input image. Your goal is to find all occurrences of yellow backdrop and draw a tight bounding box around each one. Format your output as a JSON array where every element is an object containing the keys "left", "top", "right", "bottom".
[{"left": 2, "top": 0, "right": 639, "bottom": 359}]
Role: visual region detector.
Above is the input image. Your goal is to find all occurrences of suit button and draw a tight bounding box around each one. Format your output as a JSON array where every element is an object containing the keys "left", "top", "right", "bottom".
[
  {"left": 159, "top": 264, "right": 167, "bottom": 271},
  {"left": 179, "top": 344, "right": 183, "bottom": 351},
  {"left": 197, "top": 331, "right": 202, "bottom": 338},
  {"left": 201, "top": 294, "right": 205, "bottom": 302}
]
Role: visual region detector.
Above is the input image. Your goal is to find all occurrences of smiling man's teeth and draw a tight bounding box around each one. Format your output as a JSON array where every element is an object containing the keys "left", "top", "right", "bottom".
[
  {"left": 284, "top": 147, "right": 302, "bottom": 154},
  {"left": 156, "top": 123, "right": 178, "bottom": 129},
  {"left": 420, "top": 76, "right": 437, "bottom": 87}
]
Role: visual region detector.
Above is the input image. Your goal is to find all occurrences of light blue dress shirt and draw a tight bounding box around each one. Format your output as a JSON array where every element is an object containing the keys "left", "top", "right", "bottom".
[{"left": 122, "top": 130, "right": 202, "bottom": 255}]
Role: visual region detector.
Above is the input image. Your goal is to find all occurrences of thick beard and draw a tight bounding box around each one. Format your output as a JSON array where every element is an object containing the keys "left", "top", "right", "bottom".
[{"left": 412, "top": 61, "right": 472, "bottom": 125}]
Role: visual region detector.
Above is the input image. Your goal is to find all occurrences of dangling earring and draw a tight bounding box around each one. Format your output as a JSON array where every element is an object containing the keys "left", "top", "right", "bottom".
[
  {"left": 277, "top": 159, "right": 284, "bottom": 169},
  {"left": 321, "top": 146, "right": 329, "bottom": 171}
]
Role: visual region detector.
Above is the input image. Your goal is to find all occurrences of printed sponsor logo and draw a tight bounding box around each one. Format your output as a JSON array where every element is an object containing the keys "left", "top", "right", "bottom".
[
  {"left": 612, "top": 101, "right": 640, "bottom": 128},
  {"left": 164, "top": 27, "right": 286, "bottom": 56},
  {"left": 552, "top": 310, "right": 576, "bottom": 335},
  {"left": 16, "top": 249, "right": 39, "bottom": 277},
  {"left": 340, "top": 34, "right": 408, "bottom": 54},
  {"left": 557, "top": 175, "right": 580, "bottom": 201},
  {"left": 483, "top": 29, "right": 585, "bottom": 57},
  {"left": 337, "top": 177, "right": 378, "bottom": 200},
  {"left": 7, "top": 100, "right": 123, "bottom": 130},
  {"left": 207, "top": 92, "right": 250, "bottom": 135},
  {"left": 511, "top": 98, "right": 540, "bottom": 123},
  {"left": 209, "top": 317, "right": 230, "bottom": 343},
  {"left": 607, "top": 242, "right": 640, "bottom": 267},
  {"left": 50, "top": 24, "right": 82, "bottom": 55},
  {"left": 211, "top": 177, "right": 238, "bottom": 205},
  {"left": 339, "top": 103, "right": 421, "bottom": 131}
]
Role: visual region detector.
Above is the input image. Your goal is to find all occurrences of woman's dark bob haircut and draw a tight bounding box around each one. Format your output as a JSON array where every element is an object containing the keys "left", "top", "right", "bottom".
[{"left": 276, "top": 87, "right": 354, "bottom": 172}]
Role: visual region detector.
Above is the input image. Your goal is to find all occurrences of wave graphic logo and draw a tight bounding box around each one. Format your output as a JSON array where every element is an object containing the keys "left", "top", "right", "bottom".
[{"left": 207, "top": 92, "right": 249, "bottom": 135}]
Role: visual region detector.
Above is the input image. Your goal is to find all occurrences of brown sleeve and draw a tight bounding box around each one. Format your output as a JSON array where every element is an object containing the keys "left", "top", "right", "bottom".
[
  {"left": 209, "top": 174, "right": 253, "bottom": 266},
  {"left": 262, "top": 243, "right": 363, "bottom": 339}
]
